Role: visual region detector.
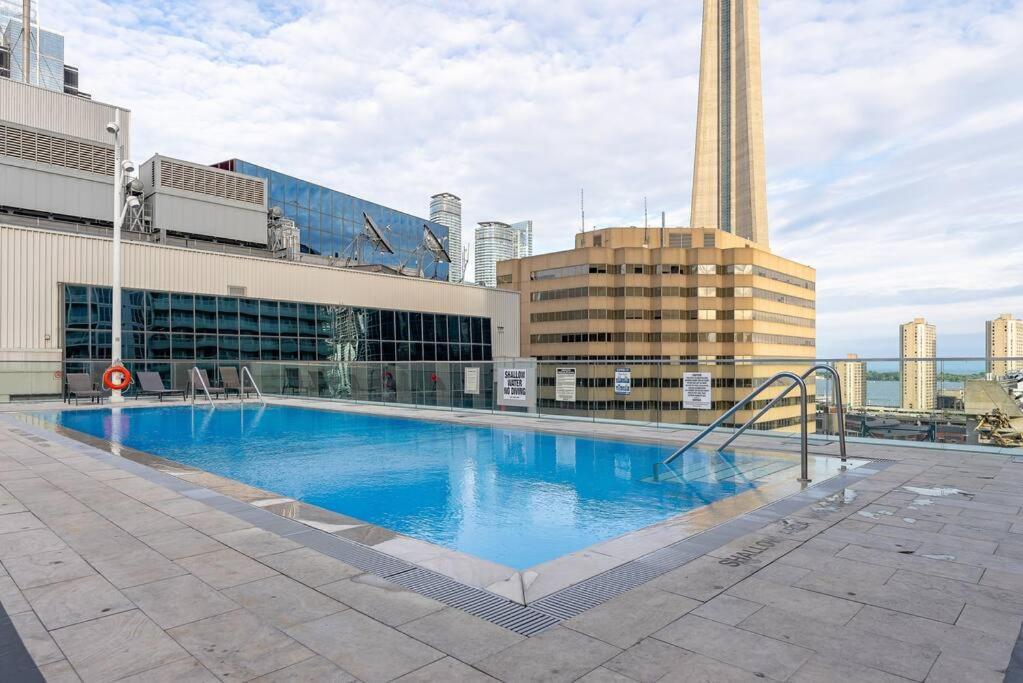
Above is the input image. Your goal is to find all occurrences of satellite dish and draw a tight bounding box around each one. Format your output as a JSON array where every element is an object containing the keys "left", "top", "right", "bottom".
[
  {"left": 422, "top": 224, "right": 451, "bottom": 263},
  {"left": 362, "top": 213, "right": 395, "bottom": 255}
]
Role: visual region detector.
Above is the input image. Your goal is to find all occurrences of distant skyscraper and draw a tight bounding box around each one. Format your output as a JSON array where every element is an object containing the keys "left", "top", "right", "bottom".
[
  {"left": 510, "top": 220, "right": 533, "bottom": 259},
  {"left": 475, "top": 222, "right": 517, "bottom": 288},
  {"left": 430, "top": 192, "right": 462, "bottom": 283},
  {"left": 691, "top": 0, "right": 769, "bottom": 246},
  {"left": 0, "top": 0, "right": 79, "bottom": 94},
  {"left": 475, "top": 220, "right": 533, "bottom": 287},
  {"left": 835, "top": 354, "right": 866, "bottom": 409},
  {"left": 900, "top": 318, "right": 936, "bottom": 411},
  {"left": 986, "top": 313, "right": 1023, "bottom": 378}
]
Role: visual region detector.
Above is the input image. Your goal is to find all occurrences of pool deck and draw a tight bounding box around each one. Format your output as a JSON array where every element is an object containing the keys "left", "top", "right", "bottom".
[{"left": 1, "top": 399, "right": 1022, "bottom": 682}]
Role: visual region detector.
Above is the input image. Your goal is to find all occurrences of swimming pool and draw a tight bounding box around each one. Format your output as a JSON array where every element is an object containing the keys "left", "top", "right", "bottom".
[{"left": 36, "top": 404, "right": 799, "bottom": 569}]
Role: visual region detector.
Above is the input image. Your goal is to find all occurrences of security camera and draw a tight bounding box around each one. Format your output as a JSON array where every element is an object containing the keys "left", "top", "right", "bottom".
[
  {"left": 121, "top": 159, "right": 135, "bottom": 174},
  {"left": 106, "top": 122, "right": 120, "bottom": 135}
]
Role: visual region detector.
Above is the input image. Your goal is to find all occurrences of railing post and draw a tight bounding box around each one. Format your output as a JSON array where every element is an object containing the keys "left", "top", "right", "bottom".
[{"left": 798, "top": 384, "right": 810, "bottom": 483}]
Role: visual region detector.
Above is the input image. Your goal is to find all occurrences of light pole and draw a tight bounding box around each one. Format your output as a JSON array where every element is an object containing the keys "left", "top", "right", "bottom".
[{"left": 105, "top": 112, "right": 137, "bottom": 402}]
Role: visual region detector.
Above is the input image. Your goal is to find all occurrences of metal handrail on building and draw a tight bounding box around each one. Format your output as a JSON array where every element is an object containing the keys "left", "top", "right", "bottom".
[
  {"left": 654, "top": 371, "right": 810, "bottom": 483},
  {"left": 716, "top": 365, "right": 847, "bottom": 465},
  {"left": 190, "top": 367, "right": 215, "bottom": 409},
  {"left": 241, "top": 367, "right": 266, "bottom": 405}
]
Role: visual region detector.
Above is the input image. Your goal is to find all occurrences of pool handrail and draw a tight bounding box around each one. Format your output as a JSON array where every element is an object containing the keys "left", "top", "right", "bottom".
[
  {"left": 190, "top": 367, "right": 216, "bottom": 409},
  {"left": 654, "top": 371, "right": 809, "bottom": 483},
  {"left": 716, "top": 365, "right": 847, "bottom": 465},
  {"left": 240, "top": 366, "right": 266, "bottom": 405}
]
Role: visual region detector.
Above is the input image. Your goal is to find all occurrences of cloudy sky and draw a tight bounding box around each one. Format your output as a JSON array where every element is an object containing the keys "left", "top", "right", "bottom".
[{"left": 47, "top": 0, "right": 1023, "bottom": 358}]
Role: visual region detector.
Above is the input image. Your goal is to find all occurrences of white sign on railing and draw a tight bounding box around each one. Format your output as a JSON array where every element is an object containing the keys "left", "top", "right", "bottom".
[
  {"left": 683, "top": 372, "right": 712, "bottom": 410},
  {"left": 464, "top": 367, "right": 480, "bottom": 395},
  {"left": 502, "top": 368, "right": 528, "bottom": 402},
  {"left": 556, "top": 367, "right": 576, "bottom": 402},
  {"left": 615, "top": 367, "right": 632, "bottom": 395}
]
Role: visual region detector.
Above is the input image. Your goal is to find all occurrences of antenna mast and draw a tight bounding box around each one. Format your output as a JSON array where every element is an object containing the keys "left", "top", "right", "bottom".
[
  {"left": 580, "top": 189, "right": 585, "bottom": 233},
  {"left": 643, "top": 196, "right": 649, "bottom": 246}
]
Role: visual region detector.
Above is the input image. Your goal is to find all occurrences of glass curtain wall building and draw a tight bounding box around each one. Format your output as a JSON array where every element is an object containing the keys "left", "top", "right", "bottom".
[
  {"left": 214, "top": 159, "right": 450, "bottom": 281},
  {"left": 63, "top": 285, "right": 493, "bottom": 370},
  {"left": 0, "top": 2, "right": 67, "bottom": 92}
]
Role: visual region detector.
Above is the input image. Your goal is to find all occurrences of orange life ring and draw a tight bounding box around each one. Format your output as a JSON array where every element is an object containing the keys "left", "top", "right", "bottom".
[{"left": 102, "top": 365, "right": 131, "bottom": 391}]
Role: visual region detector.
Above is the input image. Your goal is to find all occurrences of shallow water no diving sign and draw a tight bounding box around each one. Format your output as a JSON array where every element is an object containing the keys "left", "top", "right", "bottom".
[{"left": 502, "top": 369, "right": 528, "bottom": 402}]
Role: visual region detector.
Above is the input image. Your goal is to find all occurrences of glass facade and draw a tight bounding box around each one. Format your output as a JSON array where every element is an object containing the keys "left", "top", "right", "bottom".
[
  {"left": 62, "top": 285, "right": 493, "bottom": 366},
  {"left": 0, "top": 5, "right": 66, "bottom": 93},
  {"left": 213, "top": 160, "right": 450, "bottom": 280}
]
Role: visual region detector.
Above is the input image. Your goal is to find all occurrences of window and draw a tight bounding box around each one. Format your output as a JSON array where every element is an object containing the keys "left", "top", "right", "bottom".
[
  {"left": 60, "top": 285, "right": 494, "bottom": 371},
  {"left": 697, "top": 287, "right": 717, "bottom": 297}
]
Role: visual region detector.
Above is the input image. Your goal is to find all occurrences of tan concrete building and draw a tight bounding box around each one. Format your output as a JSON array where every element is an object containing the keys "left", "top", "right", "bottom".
[
  {"left": 691, "top": 0, "right": 769, "bottom": 246},
  {"left": 835, "top": 353, "right": 867, "bottom": 409},
  {"left": 986, "top": 313, "right": 1023, "bottom": 377},
  {"left": 497, "top": 227, "right": 816, "bottom": 431},
  {"left": 900, "top": 318, "right": 936, "bottom": 411}
]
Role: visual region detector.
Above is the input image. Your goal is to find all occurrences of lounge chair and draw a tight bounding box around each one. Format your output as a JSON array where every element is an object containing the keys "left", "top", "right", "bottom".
[
  {"left": 192, "top": 369, "right": 228, "bottom": 399},
  {"left": 66, "top": 373, "right": 106, "bottom": 405},
  {"left": 283, "top": 367, "right": 302, "bottom": 395},
  {"left": 306, "top": 368, "right": 328, "bottom": 397},
  {"left": 135, "top": 371, "right": 186, "bottom": 401},
  {"left": 220, "top": 367, "right": 252, "bottom": 398}
]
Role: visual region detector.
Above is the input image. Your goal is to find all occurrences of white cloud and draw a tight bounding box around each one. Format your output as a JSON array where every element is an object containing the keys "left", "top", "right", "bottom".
[{"left": 47, "top": 0, "right": 1023, "bottom": 357}]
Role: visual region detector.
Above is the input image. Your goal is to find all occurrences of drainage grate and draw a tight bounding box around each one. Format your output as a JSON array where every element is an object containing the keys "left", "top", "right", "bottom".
[
  {"left": 531, "top": 551, "right": 685, "bottom": 620},
  {"left": 320, "top": 536, "right": 417, "bottom": 578},
  {"left": 390, "top": 568, "right": 559, "bottom": 636}
]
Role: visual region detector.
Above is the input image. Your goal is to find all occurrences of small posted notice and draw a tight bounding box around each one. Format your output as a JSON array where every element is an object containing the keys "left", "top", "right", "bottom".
[
  {"left": 614, "top": 368, "right": 632, "bottom": 396},
  {"left": 464, "top": 367, "right": 480, "bottom": 395},
  {"left": 555, "top": 367, "right": 577, "bottom": 402},
  {"left": 502, "top": 368, "right": 528, "bottom": 402},
  {"left": 683, "top": 372, "right": 712, "bottom": 410}
]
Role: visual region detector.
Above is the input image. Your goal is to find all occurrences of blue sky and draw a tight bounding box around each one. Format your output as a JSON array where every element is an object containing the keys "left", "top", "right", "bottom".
[{"left": 46, "top": 0, "right": 1023, "bottom": 358}]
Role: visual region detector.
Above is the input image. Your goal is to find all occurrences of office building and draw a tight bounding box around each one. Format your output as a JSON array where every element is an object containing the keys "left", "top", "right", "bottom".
[
  {"left": 497, "top": 226, "right": 816, "bottom": 430},
  {"left": 900, "top": 318, "right": 936, "bottom": 411},
  {"left": 0, "top": 0, "right": 83, "bottom": 95},
  {"left": 0, "top": 224, "right": 519, "bottom": 399},
  {"left": 691, "top": 0, "right": 769, "bottom": 246},
  {"left": 835, "top": 353, "right": 866, "bottom": 409},
  {"left": 475, "top": 220, "right": 533, "bottom": 288},
  {"left": 987, "top": 313, "right": 1023, "bottom": 377},
  {"left": 0, "top": 40, "right": 519, "bottom": 400},
  {"left": 213, "top": 160, "right": 450, "bottom": 281},
  {"left": 430, "top": 192, "right": 463, "bottom": 283}
]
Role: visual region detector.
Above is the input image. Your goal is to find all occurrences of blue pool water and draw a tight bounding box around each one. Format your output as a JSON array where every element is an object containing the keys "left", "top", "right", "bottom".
[{"left": 35, "top": 405, "right": 793, "bottom": 568}]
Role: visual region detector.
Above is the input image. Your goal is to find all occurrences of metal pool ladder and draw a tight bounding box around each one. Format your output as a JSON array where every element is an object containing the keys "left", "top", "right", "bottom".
[
  {"left": 653, "top": 366, "right": 849, "bottom": 485},
  {"left": 240, "top": 367, "right": 266, "bottom": 405},
  {"left": 190, "top": 367, "right": 215, "bottom": 410}
]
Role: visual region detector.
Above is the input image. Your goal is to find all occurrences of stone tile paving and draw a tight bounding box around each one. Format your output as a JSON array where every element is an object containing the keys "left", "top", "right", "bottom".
[{"left": 0, "top": 411, "right": 1022, "bottom": 681}]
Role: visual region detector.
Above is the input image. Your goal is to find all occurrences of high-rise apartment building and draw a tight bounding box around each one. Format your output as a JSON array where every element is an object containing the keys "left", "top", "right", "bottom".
[
  {"left": 691, "top": 0, "right": 769, "bottom": 246},
  {"left": 476, "top": 220, "right": 532, "bottom": 288},
  {"left": 510, "top": 220, "right": 534, "bottom": 259},
  {"left": 986, "top": 313, "right": 1023, "bottom": 377},
  {"left": 497, "top": 227, "right": 816, "bottom": 430},
  {"left": 0, "top": 0, "right": 82, "bottom": 95},
  {"left": 835, "top": 353, "right": 866, "bottom": 409},
  {"left": 900, "top": 318, "right": 936, "bottom": 411},
  {"left": 430, "top": 192, "right": 462, "bottom": 283}
]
